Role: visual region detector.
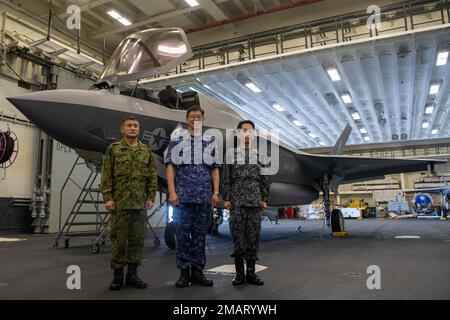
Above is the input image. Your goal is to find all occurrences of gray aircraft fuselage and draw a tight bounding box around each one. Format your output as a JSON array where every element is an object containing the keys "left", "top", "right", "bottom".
[
  {"left": 8, "top": 87, "right": 447, "bottom": 207},
  {"left": 8, "top": 88, "right": 320, "bottom": 206}
]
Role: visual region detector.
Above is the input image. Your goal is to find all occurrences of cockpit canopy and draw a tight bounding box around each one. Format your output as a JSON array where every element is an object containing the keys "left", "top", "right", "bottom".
[{"left": 100, "top": 28, "right": 193, "bottom": 84}]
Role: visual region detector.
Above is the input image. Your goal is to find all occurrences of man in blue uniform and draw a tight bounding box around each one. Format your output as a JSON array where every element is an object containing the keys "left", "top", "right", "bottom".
[{"left": 165, "top": 105, "right": 221, "bottom": 288}]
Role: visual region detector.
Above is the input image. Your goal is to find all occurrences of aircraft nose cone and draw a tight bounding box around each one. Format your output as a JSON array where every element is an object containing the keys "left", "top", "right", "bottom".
[
  {"left": 6, "top": 90, "right": 110, "bottom": 151},
  {"left": 6, "top": 94, "right": 57, "bottom": 128},
  {"left": 6, "top": 97, "right": 36, "bottom": 118}
]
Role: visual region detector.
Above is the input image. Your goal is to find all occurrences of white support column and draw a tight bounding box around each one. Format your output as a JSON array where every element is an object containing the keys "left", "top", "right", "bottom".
[{"left": 400, "top": 173, "right": 406, "bottom": 190}]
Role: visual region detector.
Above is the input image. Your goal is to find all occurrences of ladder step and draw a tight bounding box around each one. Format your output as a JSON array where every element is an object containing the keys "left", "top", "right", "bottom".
[
  {"left": 75, "top": 211, "right": 110, "bottom": 215},
  {"left": 77, "top": 200, "right": 104, "bottom": 204},
  {"left": 62, "top": 232, "right": 103, "bottom": 238},
  {"left": 82, "top": 188, "right": 101, "bottom": 192},
  {"left": 70, "top": 222, "right": 108, "bottom": 226}
]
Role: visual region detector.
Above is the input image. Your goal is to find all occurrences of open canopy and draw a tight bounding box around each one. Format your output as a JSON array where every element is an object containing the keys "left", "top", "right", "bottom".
[{"left": 100, "top": 28, "right": 192, "bottom": 84}]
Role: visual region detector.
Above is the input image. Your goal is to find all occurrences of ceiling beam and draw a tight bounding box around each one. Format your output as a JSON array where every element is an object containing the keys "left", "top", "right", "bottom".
[
  {"left": 57, "top": 0, "right": 116, "bottom": 19},
  {"left": 233, "top": 0, "right": 249, "bottom": 14},
  {"left": 198, "top": 0, "right": 235, "bottom": 30},
  {"left": 253, "top": 0, "right": 265, "bottom": 12},
  {"left": 197, "top": 0, "right": 229, "bottom": 21},
  {"left": 89, "top": 6, "right": 199, "bottom": 39}
]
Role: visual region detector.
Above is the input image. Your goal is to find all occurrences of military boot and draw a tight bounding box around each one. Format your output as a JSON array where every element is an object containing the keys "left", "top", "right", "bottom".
[
  {"left": 246, "top": 259, "right": 264, "bottom": 286},
  {"left": 109, "top": 268, "right": 124, "bottom": 291},
  {"left": 175, "top": 267, "right": 191, "bottom": 288},
  {"left": 232, "top": 258, "right": 245, "bottom": 286},
  {"left": 125, "top": 263, "right": 147, "bottom": 289},
  {"left": 191, "top": 267, "right": 214, "bottom": 286}
]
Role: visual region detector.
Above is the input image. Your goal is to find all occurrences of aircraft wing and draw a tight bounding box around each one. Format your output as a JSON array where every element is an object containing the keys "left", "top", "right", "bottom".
[{"left": 296, "top": 152, "right": 447, "bottom": 185}]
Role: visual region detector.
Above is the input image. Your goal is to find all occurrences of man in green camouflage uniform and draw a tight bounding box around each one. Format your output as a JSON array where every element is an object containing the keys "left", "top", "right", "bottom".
[
  {"left": 221, "top": 120, "right": 270, "bottom": 286},
  {"left": 101, "top": 116, "right": 157, "bottom": 291}
]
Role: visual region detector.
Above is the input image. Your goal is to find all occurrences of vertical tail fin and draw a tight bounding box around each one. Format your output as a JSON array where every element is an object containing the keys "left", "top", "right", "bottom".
[{"left": 329, "top": 124, "right": 352, "bottom": 155}]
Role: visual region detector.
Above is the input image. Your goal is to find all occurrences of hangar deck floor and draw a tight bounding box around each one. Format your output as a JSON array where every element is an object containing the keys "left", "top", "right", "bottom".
[{"left": 0, "top": 219, "right": 449, "bottom": 300}]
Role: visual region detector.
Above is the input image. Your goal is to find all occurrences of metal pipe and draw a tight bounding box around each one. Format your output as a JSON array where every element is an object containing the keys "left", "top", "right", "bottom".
[
  {"left": 47, "top": 8, "right": 53, "bottom": 41},
  {"left": 102, "top": 37, "right": 106, "bottom": 66},
  {"left": 77, "top": 28, "right": 80, "bottom": 54},
  {"left": 1, "top": 12, "right": 6, "bottom": 43}
]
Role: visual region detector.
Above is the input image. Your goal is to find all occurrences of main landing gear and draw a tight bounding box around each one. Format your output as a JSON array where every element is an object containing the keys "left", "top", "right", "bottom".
[{"left": 321, "top": 175, "right": 347, "bottom": 238}]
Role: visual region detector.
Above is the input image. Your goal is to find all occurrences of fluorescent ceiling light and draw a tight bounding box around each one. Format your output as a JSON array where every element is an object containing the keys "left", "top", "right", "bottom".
[
  {"left": 118, "top": 17, "right": 132, "bottom": 26},
  {"left": 308, "top": 132, "right": 317, "bottom": 139},
  {"left": 185, "top": 0, "right": 199, "bottom": 7},
  {"left": 436, "top": 51, "right": 449, "bottom": 66},
  {"left": 272, "top": 104, "right": 285, "bottom": 112},
  {"left": 318, "top": 141, "right": 326, "bottom": 146},
  {"left": 107, "top": 10, "right": 121, "bottom": 19},
  {"left": 351, "top": 112, "right": 361, "bottom": 120},
  {"left": 359, "top": 128, "right": 367, "bottom": 134},
  {"left": 188, "top": 87, "right": 197, "bottom": 92},
  {"left": 364, "top": 136, "right": 370, "bottom": 141},
  {"left": 293, "top": 120, "right": 303, "bottom": 127},
  {"left": 203, "top": 84, "right": 211, "bottom": 89},
  {"left": 107, "top": 10, "right": 132, "bottom": 26},
  {"left": 425, "top": 105, "right": 434, "bottom": 114},
  {"left": 432, "top": 129, "right": 438, "bottom": 135},
  {"left": 429, "top": 84, "right": 440, "bottom": 95},
  {"left": 422, "top": 121, "right": 429, "bottom": 129},
  {"left": 327, "top": 68, "right": 341, "bottom": 81},
  {"left": 245, "top": 82, "right": 261, "bottom": 93},
  {"left": 341, "top": 94, "right": 352, "bottom": 104}
]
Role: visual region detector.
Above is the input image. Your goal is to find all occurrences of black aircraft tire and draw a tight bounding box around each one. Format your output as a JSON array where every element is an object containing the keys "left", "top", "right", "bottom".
[
  {"left": 331, "top": 209, "right": 345, "bottom": 232},
  {"left": 164, "top": 221, "right": 176, "bottom": 249}
]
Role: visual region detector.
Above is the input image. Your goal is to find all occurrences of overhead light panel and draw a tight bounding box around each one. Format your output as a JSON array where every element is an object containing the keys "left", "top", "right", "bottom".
[
  {"left": 107, "top": 10, "right": 121, "bottom": 19},
  {"left": 436, "top": 51, "right": 449, "bottom": 66},
  {"left": 327, "top": 68, "right": 341, "bottom": 81},
  {"left": 272, "top": 104, "right": 285, "bottom": 112},
  {"left": 308, "top": 132, "right": 317, "bottom": 139},
  {"left": 422, "top": 121, "right": 429, "bottom": 129},
  {"left": 107, "top": 10, "right": 132, "bottom": 26},
  {"left": 341, "top": 94, "right": 352, "bottom": 104},
  {"left": 429, "top": 83, "right": 440, "bottom": 95},
  {"left": 318, "top": 141, "right": 326, "bottom": 146},
  {"left": 203, "top": 84, "right": 211, "bottom": 89},
  {"left": 432, "top": 129, "right": 438, "bottom": 135},
  {"left": 185, "top": 0, "right": 199, "bottom": 7},
  {"left": 293, "top": 120, "right": 303, "bottom": 127},
  {"left": 359, "top": 128, "right": 367, "bottom": 134},
  {"left": 425, "top": 105, "right": 434, "bottom": 114},
  {"left": 364, "top": 136, "right": 370, "bottom": 142},
  {"left": 245, "top": 82, "right": 261, "bottom": 93},
  {"left": 118, "top": 17, "right": 132, "bottom": 26},
  {"left": 351, "top": 112, "right": 361, "bottom": 120}
]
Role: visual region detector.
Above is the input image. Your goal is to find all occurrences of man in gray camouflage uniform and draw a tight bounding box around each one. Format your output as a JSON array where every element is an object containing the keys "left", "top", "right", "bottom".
[{"left": 221, "top": 120, "right": 270, "bottom": 286}]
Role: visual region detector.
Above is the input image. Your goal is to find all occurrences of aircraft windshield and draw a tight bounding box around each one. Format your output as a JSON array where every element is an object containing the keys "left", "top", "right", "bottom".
[{"left": 100, "top": 28, "right": 192, "bottom": 84}]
